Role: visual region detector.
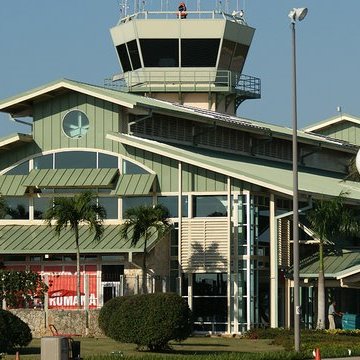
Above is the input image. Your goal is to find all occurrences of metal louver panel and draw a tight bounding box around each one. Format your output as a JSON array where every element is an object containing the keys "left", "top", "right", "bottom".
[
  {"left": 181, "top": 218, "right": 228, "bottom": 272},
  {"left": 278, "top": 218, "right": 290, "bottom": 267}
]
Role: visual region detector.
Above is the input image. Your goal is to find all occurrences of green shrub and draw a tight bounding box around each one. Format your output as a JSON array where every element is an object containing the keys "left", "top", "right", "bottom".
[
  {"left": 98, "top": 296, "right": 127, "bottom": 337},
  {"left": 0, "top": 309, "right": 32, "bottom": 353},
  {"left": 107, "top": 293, "right": 193, "bottom": 351}
]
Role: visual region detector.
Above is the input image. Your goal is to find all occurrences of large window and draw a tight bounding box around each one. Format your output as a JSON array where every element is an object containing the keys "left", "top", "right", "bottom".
[
  {"left": 157, "top": 196, "right": 188, "bottom": 218},
  {"left": 33, "top": 152, "right": 119, "bottom": 170},
  {"left": 98, "top": 197, "right": 118, "bottom": 220},
  {"left": 123, "top": 160, "right": 148, "bottom": 174},
  {"left": 192, "top": 273, "right": 227, "bottom": 332},
  {"left": 34, "top": 197, "right": 52, "bottom": 219},
  {"left": 122, "top": 196, "right": 153, "bottom": 215},
  {"left": 4, "top": 197, "right": 29, "bottom": 219},
  {"left": 56, "top": 152, "right": 96, "bottom": 169},
  {"left": 193, "top": 195, "right": 227, "bottom": 217}
]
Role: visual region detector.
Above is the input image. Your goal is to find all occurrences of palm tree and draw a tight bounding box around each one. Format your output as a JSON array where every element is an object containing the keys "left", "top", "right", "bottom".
[
  {"left": 44, "top": 191, "right": 106, "bottom": 308},
  {"left": 306, "top": 193, "right": 355, "bottom": 329},
  {"left": 120, "top": 204, "right": 171, "bottom": 294}
]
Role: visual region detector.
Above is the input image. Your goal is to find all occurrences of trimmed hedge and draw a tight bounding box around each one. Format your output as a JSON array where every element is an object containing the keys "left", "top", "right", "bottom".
[
  {"left": 0, "top": 309, "right": 32, "bottom": 353},
  {"left": 103, "top": 293, "right": 193, "bottom": 351}
]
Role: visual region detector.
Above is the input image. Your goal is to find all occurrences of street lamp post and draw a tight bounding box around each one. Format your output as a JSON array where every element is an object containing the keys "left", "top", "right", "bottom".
[{"left": 288, "top": 7, "right": 308, "bottom": 353}]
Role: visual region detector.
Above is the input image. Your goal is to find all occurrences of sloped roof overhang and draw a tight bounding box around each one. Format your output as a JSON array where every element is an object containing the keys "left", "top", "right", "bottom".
[
  {"left": 106, "top": 133, "right": 360, "bottom": 202},
  {"left": 0, "top": 79, "right": 135, "bottom": 118},
  {"left": 0, "top": 224, "right": 158, "bottom": 254}
]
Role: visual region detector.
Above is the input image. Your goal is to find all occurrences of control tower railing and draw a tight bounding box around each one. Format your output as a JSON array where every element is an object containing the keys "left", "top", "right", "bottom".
[
  {"left": 104, "top": 70, "right": 260, "bottom": 99},
  {"left": 117, "top": 10, "right": 248, "bottom": 25}
]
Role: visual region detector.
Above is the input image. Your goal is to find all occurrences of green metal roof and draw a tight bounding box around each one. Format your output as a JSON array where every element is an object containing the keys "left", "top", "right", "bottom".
[
  {"left": 23, "top": 168, "right": 119, "bottom": 188},
  {"left": 0, "top": 79, "right": 355, "bottom": 153},
  {"left": 0, "top": 175, "right": 27, "bottom": 196},
  {"left": 107, "top": 133, "right": 360, "bottom": 201},
  {"left": 0, "top": 224, "right": 159, "bottom": 254},
  {"left": 297, "top": 250, "right": 360, "bottom": 279},
  {"left": 112, "top": 174, "right": 156, "bottom": 195}
]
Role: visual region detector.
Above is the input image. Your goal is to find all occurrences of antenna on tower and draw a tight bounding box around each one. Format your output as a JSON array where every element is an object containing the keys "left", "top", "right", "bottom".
[{"left": 119, "top": 0, "right": 129, "bottom": 17}]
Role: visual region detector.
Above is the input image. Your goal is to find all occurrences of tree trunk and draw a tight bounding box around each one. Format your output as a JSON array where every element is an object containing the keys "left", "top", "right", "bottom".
[
  {"left": 75, "top": 226, "right": 81, "bottom": 309},
  {"left": 317, "top": 241, "right": 326, "bottom": 329},
  {"left": 142, "top": 235, "right": 148, "bottom": 294}
]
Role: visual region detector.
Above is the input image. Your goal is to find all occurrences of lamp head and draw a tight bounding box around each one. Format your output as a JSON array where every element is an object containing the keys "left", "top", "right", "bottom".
[{"left": 288, "top": 7, "right": 308, "bottom": 22}]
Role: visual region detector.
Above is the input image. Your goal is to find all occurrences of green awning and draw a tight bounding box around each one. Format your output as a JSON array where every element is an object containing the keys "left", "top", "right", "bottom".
[
  {"left": 112, "top": 174, "right": 156, "bottom": 195},
  {"left": 23, "top": 168, "right": 119, "bottom": 188},
  {"left": 0, "top": 175, "right": 27, "bottom": 196},
  {"left": 0, "top": 224, "right": 160, "bottom": 254}
]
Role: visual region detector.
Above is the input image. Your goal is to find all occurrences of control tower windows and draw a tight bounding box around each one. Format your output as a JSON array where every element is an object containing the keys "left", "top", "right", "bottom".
[
  {"left": 230, "top": 43, "right": 248, "bottom": 73},
  {"left": 140, "top": 39, "right": 179, "bottom": 67},
  {"left": 116, "top": 40, "right": 141, "bottom": 72},
  {"left": 218, "top": 39, "right": 235, "bottom": 70},
  {"left": 181, "top": 39, "right": 220, "bottom": 67},
  {"left": 218, "top": 40, "right": 249, "bottom": 73},
  {"left": 127, "top": 40, "right": 141, "bottom": 70},
  {"left": 116, "top": 44, "right": 132, "bottom": 72}
]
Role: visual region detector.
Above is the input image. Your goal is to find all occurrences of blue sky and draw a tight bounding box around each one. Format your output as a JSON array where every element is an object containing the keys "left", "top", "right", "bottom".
[{"left": 0, "top": 1, "right": 359, "bottom": 136}]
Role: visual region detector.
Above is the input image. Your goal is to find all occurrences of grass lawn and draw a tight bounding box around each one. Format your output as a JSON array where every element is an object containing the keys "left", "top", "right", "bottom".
[{"left": 13, "top": 336, "right": 283, "bottom": 359}]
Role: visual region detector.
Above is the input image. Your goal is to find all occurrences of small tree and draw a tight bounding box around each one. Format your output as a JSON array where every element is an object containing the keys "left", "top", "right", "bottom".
[
  {"left": 306, "top": 193, "right": 356, "bottom": 329},
  {"left": 44, "top": 191, "right": 106, "bottom": 308},
  {"left": 106, "top": 293, "right": 192, "bottom": 351},
  {"left": 0, "top": 270, "right": 48, "bottom": 308},
  {"left": 120, "top": 204, "right": 171, "bottom": 293},
  {"left": 0, "top": 309, "right": 32, "bottom": 353}
]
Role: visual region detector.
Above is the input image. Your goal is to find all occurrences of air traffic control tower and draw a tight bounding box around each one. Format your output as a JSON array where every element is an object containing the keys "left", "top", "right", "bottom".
[{"left": 109, "top": 2, "right": 260, "bottom": 115}]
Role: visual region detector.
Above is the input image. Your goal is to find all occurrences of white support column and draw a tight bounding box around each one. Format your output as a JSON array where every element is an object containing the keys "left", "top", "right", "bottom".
[
  {"left": 246, "top": 193, "right": 251, "bottom": 330},
  {"left": 233, "top": 193, "right": 239, "bottom": 333},
  {"left": 226, "top": 176, "right": 232, "bottom": 334},
  {"left": 178, "top": 161, "right": 183, "bottom": 296},
  {"left": 270, "top": 193, "right": 278, "bottom": 327}
]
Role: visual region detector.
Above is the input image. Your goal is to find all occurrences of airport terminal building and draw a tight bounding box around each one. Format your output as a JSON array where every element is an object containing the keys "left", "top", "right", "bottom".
[{"left": 1, "top": 5, "right": 360, "bottom": 333}]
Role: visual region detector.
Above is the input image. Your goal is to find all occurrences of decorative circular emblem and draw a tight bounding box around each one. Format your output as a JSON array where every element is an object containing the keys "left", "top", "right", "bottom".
[{"left": 62, "top": 110, "right": 89, "bottom": 139}]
